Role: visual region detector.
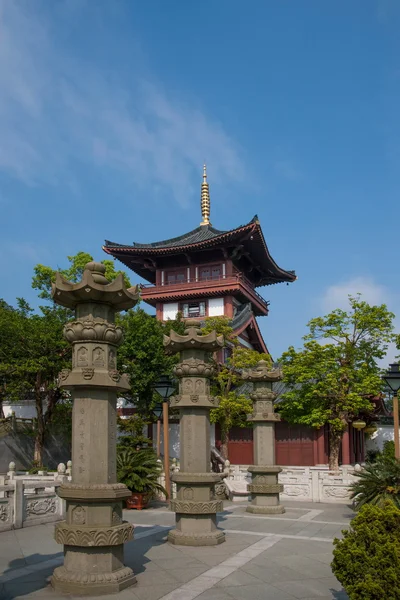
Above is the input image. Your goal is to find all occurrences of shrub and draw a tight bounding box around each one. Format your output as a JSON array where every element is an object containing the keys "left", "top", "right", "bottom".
[
  {"left": 332, "top": 502, "right": 400, "bottom": 599},
  {"left": 117, "top": 448, "right": 166, "bottom": 497},
  {"left": 350, "top": 455, "right": 400, "bottom": 510}
]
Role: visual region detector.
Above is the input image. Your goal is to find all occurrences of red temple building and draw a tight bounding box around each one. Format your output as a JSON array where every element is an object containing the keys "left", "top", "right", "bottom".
[{"left": 104, "top": 167, "right": 365, "bottom": 466}]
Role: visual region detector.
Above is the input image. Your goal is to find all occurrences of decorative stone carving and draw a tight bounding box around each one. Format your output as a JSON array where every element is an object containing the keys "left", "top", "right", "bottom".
[
  {"left": 92, "top": 347, "right": 105, "bottom": 367},
  {"left": 82, "top": 368, "right": 94, "bottom": 380},
  {"left": 71, "top": 505, "right": 86, "bottom": 525},
  {"left": 77, "top": 347, "right": 88, "bottom": 367},
  {"left": 170, "top": 500, "right": 223, "bottom": 514},
  {"left": 64, "top": 321, "right": 123, "bottom": 345},
  {"left": 0, "top": 504, "right": 9, "bottom": 522},
  {"left": 26, "top": 498, "right": 56, "bottom": 517},
  {"left": 54, "top": 521, "right": 133, "bottom": 546},
  {"left": 182, "top": 487, "right": 194, "bottom": 500},
  {"left": 164, "top": 319, "right": 225, "bottom": 546},
  {"left": 50, "top": 261, "right": 139, "bottom": 595},
  {"left": 108, "top": 370, "right": 121, "bottom": 382},
  {"left": 247, "top": 484, "right": 284, "bottom": 494},
  {"left": 242, "top": 360, "right": 285, "bottom": 514},
  {"left": 323, "top": 487, "right": 351, "bottom": 499},
  {"left": 59, "top": 369, "right": 70, "bottom": 382},
  {"left": 282, "top": 485, "right": 310, "bottom": 497}
]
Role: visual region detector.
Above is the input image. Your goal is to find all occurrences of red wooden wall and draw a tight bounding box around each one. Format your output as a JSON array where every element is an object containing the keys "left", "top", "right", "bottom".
[{"left": 215, "top": 423, "right": 318, "bottom": 466}]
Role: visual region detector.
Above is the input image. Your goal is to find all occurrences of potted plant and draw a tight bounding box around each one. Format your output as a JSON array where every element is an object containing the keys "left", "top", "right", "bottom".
[{"left": 117, "top": 448, "right": 167, "bottom": 510}]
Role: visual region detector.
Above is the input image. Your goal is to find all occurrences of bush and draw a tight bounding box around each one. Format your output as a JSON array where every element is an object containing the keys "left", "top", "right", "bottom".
[
  {"left": 350, "top": 454, "right": 400, "bottom": 510},
  {"left": 332, "top": 502, "right": 400, "bottom": 599}
]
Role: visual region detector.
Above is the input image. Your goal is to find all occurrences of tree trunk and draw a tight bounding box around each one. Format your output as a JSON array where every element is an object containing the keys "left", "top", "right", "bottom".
[
  {"left": 329, "top": 426, "right": 342, "bottom": 472},
  {"left": 221, "top": 430, "right": 229, "bottom": 461},
  {"left": 34, "top": 383, "right": 45, "bottom": 467}
]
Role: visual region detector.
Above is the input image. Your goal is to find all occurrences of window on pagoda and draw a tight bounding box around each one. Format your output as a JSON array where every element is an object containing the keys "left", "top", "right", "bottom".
[
  {"left": 181, "top": 301, "right": 206, "bottom": 318},
  {"left": 199, "top": 265, "right": 221, "bottom": 281},
  {"left": 166, "top": 270, "right": 186, "bottom": 284}
]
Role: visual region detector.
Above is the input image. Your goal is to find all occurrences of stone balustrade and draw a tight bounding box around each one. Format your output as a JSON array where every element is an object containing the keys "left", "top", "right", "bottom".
[
  {"left": 0, "top": 478, "right": 66, "bottom": 532},
  {"left": 224, "top": 464, "right": 361, "bottom": 504}
]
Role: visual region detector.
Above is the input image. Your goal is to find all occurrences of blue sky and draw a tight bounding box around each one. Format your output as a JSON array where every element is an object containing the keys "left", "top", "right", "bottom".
[{"left": 1, "top": 0, "right": 400, "bottom": 359}]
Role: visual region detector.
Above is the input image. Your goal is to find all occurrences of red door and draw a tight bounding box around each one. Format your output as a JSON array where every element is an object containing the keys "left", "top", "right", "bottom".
[
  {"left": 227, "top": 427, "right": 254, "bottom": 465},
  {"left": 275, "top": 422, "right": 315, "bottom": 466}
]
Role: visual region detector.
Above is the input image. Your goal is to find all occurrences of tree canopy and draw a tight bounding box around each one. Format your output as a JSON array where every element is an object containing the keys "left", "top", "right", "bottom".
[{"left": 278, "top": 295, "right": 395, "bottom": 470}]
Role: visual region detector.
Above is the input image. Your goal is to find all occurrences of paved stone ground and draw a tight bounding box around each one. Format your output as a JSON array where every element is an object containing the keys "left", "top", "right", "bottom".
[{"left": 0, "top": 500, "right": 353, "bottom": 600}]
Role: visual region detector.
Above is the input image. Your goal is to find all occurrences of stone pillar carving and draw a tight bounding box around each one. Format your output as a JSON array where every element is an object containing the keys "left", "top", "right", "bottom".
[
  {"left": 242, "top": 360, "right": 285, "bottom": 514},
  {"left": 164, "top": 320, "right": 225, "bottom": 546},
  {"left": 50, "top": 262, "right": 139, "bottom": 595}
]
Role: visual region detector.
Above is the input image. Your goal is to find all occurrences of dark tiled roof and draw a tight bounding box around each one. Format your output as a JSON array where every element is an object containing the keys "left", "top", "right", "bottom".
[
  {"left": 105, "top": 216, "right": 259, "bottom": 250},
  {"left": 231, "top": 303, "right": 253, "bottom": 331}
]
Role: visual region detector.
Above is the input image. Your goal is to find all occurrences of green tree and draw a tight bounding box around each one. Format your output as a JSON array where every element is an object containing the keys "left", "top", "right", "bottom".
[
  {"left": 279, "top": 295, "right": 394, "bottom": 471},
  {"left": 0, "top": 299, "right": 71, "bottom": 465},
  {"left": 202, "top": 316, "right": 271, "bottom": 459},
  {"left": 332, "top": 502, "right": 400, "bottom": 599},
  {"left": 32, "top": 251, "right": 131, "bottom": 302},
  {"left": 118, "top": 309, "right": 184, "bottom": 415}
]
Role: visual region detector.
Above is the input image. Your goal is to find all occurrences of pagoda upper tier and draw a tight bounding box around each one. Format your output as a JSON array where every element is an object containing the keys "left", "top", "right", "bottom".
[{"left": 103, "top": 215, "right": 296, "bottom": 289}]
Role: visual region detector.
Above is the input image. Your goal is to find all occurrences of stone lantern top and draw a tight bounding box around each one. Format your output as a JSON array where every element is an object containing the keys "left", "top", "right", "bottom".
[
  {"left": 242, "top": 359, "right": 283, "bottom": 383},
  {"left": 51, "top": 262, "right": 140, "bottom": 311},
  {"left": 163, "top": 319, "right": 224, "bottom": 353}
]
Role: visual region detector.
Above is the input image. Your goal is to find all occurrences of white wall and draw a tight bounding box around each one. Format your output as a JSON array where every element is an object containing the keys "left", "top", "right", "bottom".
[
  {"left": 3, "top": 402, "right": 37, "bottom": 419},
  {"left": 365, "top": 424, "right": 394, "bottom": 454},
  {"left": 163, "top": 302, "right": 179, "bottom": 320},
  {"left": 208, "top": 298, "right": 224, "bottom": 317}
]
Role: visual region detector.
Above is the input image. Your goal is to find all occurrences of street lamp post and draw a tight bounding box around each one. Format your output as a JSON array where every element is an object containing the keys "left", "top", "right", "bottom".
[
  {"left": 382, "top": 363, "right": 400, "bottom": 460},
  {"left": 152, "top": 403, "right": 163, "bottom": 458},
  {"left": 153, "top": 376, "right": 175, "bottom": 500}
]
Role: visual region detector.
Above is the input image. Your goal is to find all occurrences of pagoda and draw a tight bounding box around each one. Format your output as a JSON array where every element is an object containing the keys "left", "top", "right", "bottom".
[{"left": 103, "top": 166, "right": 296, "bottom": 354}]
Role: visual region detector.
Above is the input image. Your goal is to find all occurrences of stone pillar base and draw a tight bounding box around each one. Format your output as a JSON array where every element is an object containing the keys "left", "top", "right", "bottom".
[
  {"left": 51, "top": 565, "right": 136, "bottom": 596},
  {"left": 168, "top": 529, "right": 225, "bottom": 546},
  {"left": 246, "top": 504, "right": 285, "bottom": 515},
  {"left": 169, "top": 472, "right": 226, "bottom": 547},
  {"left": 247, "top": 465, "right": 285, "bottom": 515}
]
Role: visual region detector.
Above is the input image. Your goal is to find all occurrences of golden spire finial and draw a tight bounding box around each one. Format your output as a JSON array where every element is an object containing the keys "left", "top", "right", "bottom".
[{"left": 200, "top": 163, "right": 211, "bottom": 226}]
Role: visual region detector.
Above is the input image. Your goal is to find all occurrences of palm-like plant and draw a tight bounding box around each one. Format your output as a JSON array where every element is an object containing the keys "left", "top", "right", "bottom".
[
  {"left": 350, "top": 456, "right": 400, "bottom": 510},
  {"left": 117, "top": 448, "right": 167, "bottom": 497}
]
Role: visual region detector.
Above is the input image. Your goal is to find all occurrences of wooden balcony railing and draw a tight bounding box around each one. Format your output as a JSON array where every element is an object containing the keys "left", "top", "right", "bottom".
[{"left": 140, "top": 274, "right": 269, "bottom": 311}]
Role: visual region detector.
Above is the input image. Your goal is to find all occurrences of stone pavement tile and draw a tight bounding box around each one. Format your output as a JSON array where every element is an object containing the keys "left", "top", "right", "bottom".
[
  {"left": 269, "top": 555, "right": 333, "bottom": 579},
  {"left": 131, "top": 582, "right": 181, "bottom": 600},
  {"left": 0, "top": 556, "right": 26, "bottom": 573},
  {"left": 151, "top": 557, "right": 207, "bottom": 570},
  {"left": 273, "top": 577, "right": 347, "bottom": 599},
  {"left": 134, "top": 567, "right": 180, "bottom": 587},
  {"left": 220, "top": 582, "right": 295, "bottom": 599},
  {"left": 216, "top": 569, "right": 263, "bottom": 587},
  {"left": 293, "top": 524, "right": 324, "bottom": 537},
  {"left": 317, "top": 524, "right": 346, "bottom": 538},
  {"left": 305, "top": 552, "right": 334, "bottom": 566},
  {"left": 192, "top": 554, "right": 239, "bottom": 567},
  {"left": 2, "top": 580, "right": 53, "bottom": 600},
  {"left": 240, "top": 562, "right": 310, "bottom": 584},
  {"left": 166, "top": 566, "right": 209, "bottom": 583},
  {"left": 196, "top": 590, "right": 235, "bottom": 600}
]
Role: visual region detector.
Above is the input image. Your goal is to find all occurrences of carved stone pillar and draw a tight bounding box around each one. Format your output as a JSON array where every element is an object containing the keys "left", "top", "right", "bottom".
[
  {"left": 242, "top": 360, "right": 285, "bottom": 514},
  {"left": 50, "top": 262, "right": 139, "bottom": 595},
  {"left": 164, "top": 320, "right": 225, "bottom": 546}
]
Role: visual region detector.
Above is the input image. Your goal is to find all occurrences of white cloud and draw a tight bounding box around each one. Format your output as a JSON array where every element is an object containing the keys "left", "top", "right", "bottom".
[
  {"left": 0, "top": 1, "right": 244, "bottom": 206},
  {"left": 321, "top": 277, "right": 389, "bottom": 313}
]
